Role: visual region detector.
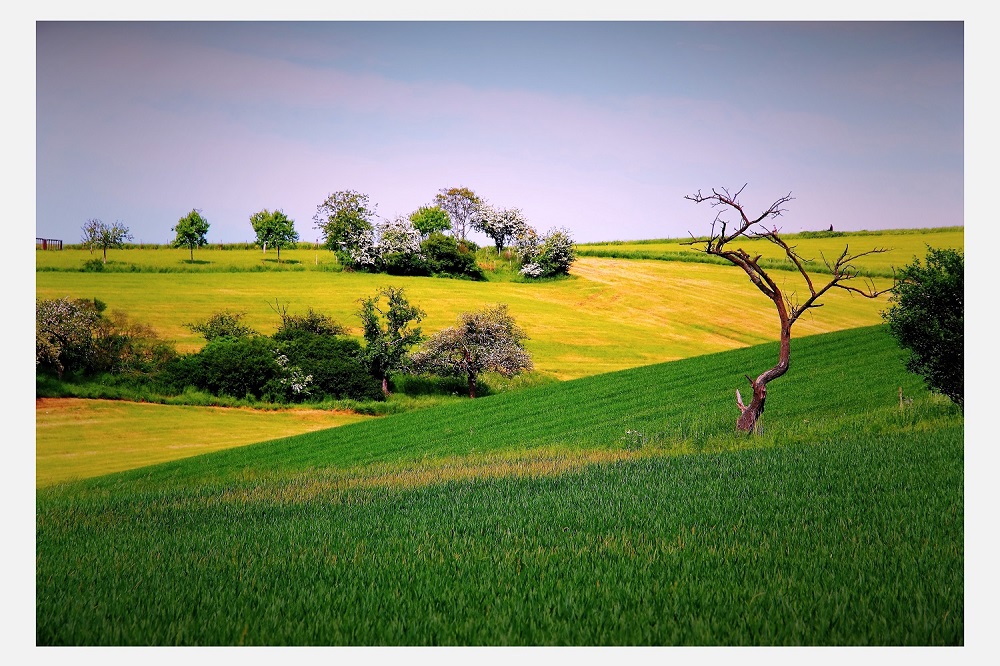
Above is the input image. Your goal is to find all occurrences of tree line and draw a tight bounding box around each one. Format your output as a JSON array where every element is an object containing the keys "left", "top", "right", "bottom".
[{"left": 79, "top": 185, "right": 577, "bottom": 280}]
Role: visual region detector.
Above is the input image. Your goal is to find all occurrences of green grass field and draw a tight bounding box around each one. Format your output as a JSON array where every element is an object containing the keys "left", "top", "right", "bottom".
[{"left": 36, "top": 326, "right": 964, "bottom": 645}]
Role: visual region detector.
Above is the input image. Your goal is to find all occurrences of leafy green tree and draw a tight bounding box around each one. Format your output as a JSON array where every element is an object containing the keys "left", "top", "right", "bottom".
[
  {"left": 250, "top": 209, "right": 299, "bottom": 263},
  {"left": 882, "top": 247, "right": 964, "bottom": 407},
  {"left": 313, "top": 190, "right": 377, "bottom": 262},
  {"left": 408, "top": 303, "right": 533, "bottom": 398},
  {"left": 171, "top": 209, "right": 210, "bottom": 261},
  {"left": 80, "top": 219, "right": 132, "bottom": 263},
  {"left": 409, "top": 205, "right": 452, "bottom": 237},
  {"left": 357, "top": 286, "right": 425, "bottom": 396},
  {"left": 36, "top": 297, "right": 173, "bottom": 378},
  {"left": 434, "top": 186, "right": 481, "bottom": 241}
]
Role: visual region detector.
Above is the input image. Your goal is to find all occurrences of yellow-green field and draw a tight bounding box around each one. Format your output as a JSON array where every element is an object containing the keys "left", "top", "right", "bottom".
[
  {"left": 578, "top": 227, "right": 964, "bottom": 275},
  {"left": 35, "top": 257, "right": 898, "bottom": 379},
  {"left": 35, "top": 398, "right": 369, "bottom": 487}
]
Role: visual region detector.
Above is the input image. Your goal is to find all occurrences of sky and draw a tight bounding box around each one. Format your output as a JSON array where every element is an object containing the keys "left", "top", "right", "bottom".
[{"left": 34, "top": 20, "right": 964, "bottom": 247}]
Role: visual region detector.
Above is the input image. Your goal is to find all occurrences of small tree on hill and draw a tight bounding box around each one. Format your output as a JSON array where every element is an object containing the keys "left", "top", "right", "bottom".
[
  {"left": 35, "top": 297, "right": 104, "bottom": 378},
  {"left": 270, "top": 301, "right": 347, "bottom": 341},
  {"left": 434, "top": 186, "right": 481, "bottom": 241},
  {"left": 408, "top": 303, "right": 533, "bottom": 398},
  {"left": 357, "top": 286, "right": 426, "bottom": 396},
  {"left": 250, "top": 209, "right": 299, "bottom": 263},
  {"left": 313, "top": 190, "right": 377, "bottom": 262},
  {"left": 409, "top": 205, "right": 452, "bottom": 238},
  {"left": 172, "top": 209, "right": 210, "bottom": 261},
  {"left": 472, "top": 202, "right": 530, "bottom": 254},
  {"left": 684, "top": 185, "right": 890, "bottom": 433},
  {"left": 882, "top": 247, "right": 963, "bottom": 407},
  {"left": 81, "top": 219, "right": 132, "bottom": 263}
]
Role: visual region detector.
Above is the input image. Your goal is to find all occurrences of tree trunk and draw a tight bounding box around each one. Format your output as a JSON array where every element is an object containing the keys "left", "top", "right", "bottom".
[
  {"left": 735, "top": 320, "right": 791, "bottom": 433},
  {"left": 382, "top": 375, "right": 390, "bottom": 396},
  {"left": 189, "top": 246, "right": 193, "bottom": 261},
  {"left": 102, "top": 246, "right": 107, "bottom": 264},
  {"left": 468, "top": 372, "right": 477, "bottom": 399}
]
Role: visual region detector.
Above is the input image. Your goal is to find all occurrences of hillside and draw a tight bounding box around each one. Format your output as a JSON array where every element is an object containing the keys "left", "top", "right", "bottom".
[{"left": 36, "top": 326, "right": 964, "bottom": 644}]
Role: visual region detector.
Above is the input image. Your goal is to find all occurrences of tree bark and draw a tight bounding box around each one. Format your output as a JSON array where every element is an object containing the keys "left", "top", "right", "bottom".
[
  {"left": 468, "top": 372, "right": 477, "bottom": 399},
  {"left": 382, "top": 375, "right": 390, "bottom": 396},
  {"left": 736, "top": 320, "right": 790, "bottom": 433}
]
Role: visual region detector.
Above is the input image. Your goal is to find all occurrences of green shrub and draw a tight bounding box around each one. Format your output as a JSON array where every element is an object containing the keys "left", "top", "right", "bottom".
[
  {"left": 165, "top": 336, "right": 278, "bottom": 400},
  {"left": 882, "top": 247, "right": 963, "bottom": 406},
  {"left": 278, "top": 333, "right": 384, "bottom": 402},
  {"left": 273, "top": 308, "right": 346, "bottom": 341},
  {"left": 421, "top": 232, "right": 484, "bottom": 279},
  {"left": 185, "top": 310, "right": 257, "bottom": 341}
]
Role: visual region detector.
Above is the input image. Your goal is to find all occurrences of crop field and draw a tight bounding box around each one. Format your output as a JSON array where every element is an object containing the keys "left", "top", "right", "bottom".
[
  {"left": 35, "top": 399, "right": 368, "bottom": 487},
  {"left": 577, "top": 227, "right": 964, "bottom": 277},
  {"left": 35, "top": 327, "right": 964, "bottom": 645},
  {"left": 35, "top": 256, "right": 893, "bottom": 379}
]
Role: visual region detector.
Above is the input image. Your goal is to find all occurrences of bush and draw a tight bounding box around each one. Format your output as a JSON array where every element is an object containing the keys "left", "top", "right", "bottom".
[
  {"left": 165, "top": 329, "right": 384, "bottom": 404},
  {"left": 278, "top": 334, "right": 384, "bottom": 402},
  {"left": 273, "top": 308, "right": 346, "bottom": 341},
  {"left": 514, "top": 226, "right": 576, "bottom": 278},
  {"left": 421, "top": 232, "right": 484, "bottom": 279},
  {"left": 186, "top": 310, "right": 257, "bottom": 341},
  {"left": 882, "top": 247, "right": 963, "bottom": 406},
  {"left": 165, "top": 336, "right": 278, "bottom": 400},
  {"left": 381, "top": 250, "right": 432, "bottom": 277}
]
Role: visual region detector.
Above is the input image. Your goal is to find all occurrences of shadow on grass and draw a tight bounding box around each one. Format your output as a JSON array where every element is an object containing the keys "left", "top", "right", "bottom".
[
  {"left": 262, "top": 258, "right": 302, "bottom": 265},
  {"left": 181, "top": 259, "right": 212, "bottom": 265}
]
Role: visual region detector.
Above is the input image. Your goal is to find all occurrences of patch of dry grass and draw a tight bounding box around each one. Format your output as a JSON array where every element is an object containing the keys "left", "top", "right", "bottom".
[{"left": 35, "top": 398, "right": 368, "bottom": 487}]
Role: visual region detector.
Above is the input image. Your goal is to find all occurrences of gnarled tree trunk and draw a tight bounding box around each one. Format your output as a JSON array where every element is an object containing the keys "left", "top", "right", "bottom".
[{"left": 736, "top": 320, "right": 790, "bottom": 433}]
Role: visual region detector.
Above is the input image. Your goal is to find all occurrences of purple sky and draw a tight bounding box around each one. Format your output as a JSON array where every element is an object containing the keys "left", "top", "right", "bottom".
[{"left": 36, "top": 21, "right": 963, "bottom": 246}]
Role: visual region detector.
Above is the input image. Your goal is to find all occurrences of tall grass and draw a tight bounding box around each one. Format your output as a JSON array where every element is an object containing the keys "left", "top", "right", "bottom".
[{"left": 36, "top": 327, "right": 963, "bottom": 645}]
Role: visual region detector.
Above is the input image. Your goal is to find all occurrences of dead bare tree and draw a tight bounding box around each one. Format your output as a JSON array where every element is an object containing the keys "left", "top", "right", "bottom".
[{"left": 684, "top": 185, "right": 890, "bottom": 433}]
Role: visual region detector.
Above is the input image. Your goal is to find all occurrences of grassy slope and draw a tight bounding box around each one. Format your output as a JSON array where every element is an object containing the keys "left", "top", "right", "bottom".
[{"left": 36, "top": 326, "right": 964, "bottom": 645}]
